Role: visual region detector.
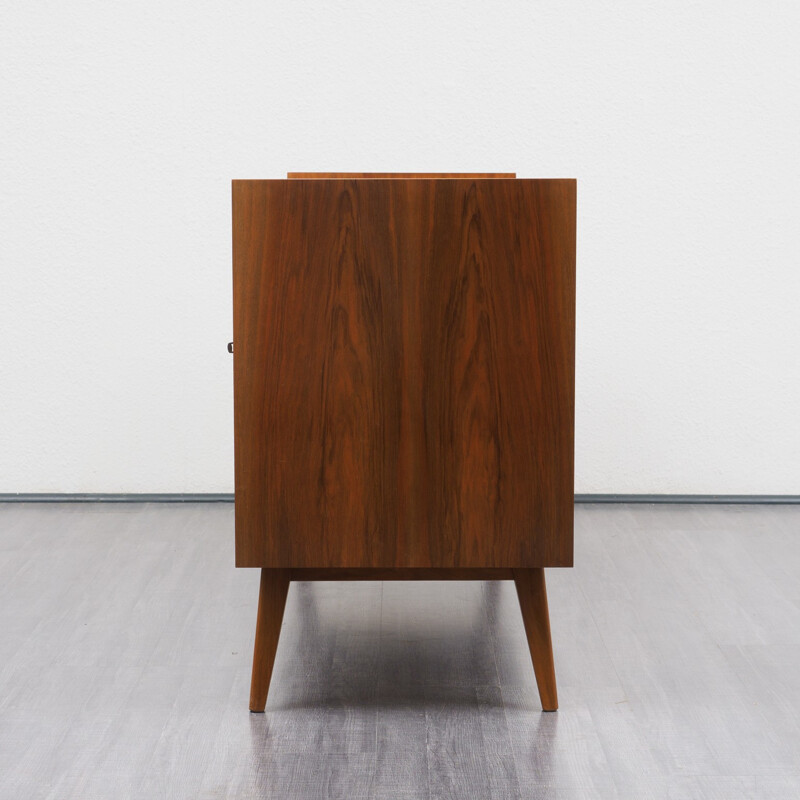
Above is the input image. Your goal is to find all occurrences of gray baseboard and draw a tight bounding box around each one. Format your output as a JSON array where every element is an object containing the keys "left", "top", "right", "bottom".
[
  {"left": 574, "top": 494, "right": 800, "bottom": 504},
  {"left": 0, "top": 493, "right": 799, "bottom": 504},
  {"left": 0, "top": 493, "right": 235, "bottom": 503}
]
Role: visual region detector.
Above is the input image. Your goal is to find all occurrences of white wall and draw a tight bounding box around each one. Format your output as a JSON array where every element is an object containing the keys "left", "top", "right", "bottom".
[{"left": 1, "top": 1, "right": 799, "bottom": 494}]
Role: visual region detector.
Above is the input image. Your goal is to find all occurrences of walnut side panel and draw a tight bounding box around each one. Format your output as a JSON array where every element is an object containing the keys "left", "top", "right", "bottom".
[
  {"left": 417, "top": 180, "right": 575, "bottom": 567},
  {"left": 233, "top": 180, "right": 403, "bottom": 567},
  {"left": 233, "top": 178, "right": 575, "bottom": 568}
]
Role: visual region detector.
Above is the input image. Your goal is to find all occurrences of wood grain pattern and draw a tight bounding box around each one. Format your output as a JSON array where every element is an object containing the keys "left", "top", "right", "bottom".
[
  {"left": 233, "top": 180, "right": 401, "bottom": 568},
  {"left": 232, "top": 178, "right": 575, "bottom": 569}
]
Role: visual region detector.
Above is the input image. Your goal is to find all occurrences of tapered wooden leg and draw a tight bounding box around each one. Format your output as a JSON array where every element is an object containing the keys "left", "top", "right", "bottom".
[
  {"left": 513, "top": 568, "right": 558, "bottom": 711},
  {"left": 249, "top": 568, "right": 290, "bottom": 712}
]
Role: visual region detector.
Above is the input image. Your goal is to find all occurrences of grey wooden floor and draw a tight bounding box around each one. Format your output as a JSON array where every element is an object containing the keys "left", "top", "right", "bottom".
[{"left": 1, "top": 504, "right": 799, "bottom": 799}]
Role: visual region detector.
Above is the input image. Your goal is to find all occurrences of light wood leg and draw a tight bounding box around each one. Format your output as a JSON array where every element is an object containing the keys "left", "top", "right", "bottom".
[
  {"left": 249, "top": 568, "right": 290, "bottom": 712},
  {"left": 513, "top": 568, "right": 558, "bottom": 711}
]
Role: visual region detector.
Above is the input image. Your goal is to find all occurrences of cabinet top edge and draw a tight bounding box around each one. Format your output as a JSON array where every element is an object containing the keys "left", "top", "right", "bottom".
[
  {"left": 232, "top": 177, "right": 577, "bottom": 185},
  {"left": 287, "top": 172, "right": 517, "bottom": 179}
]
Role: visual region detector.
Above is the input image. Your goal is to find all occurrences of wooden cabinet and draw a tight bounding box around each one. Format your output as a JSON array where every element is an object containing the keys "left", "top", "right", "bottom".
[{"left": 232, "top": 174, "right": 575, "bottom": 711}]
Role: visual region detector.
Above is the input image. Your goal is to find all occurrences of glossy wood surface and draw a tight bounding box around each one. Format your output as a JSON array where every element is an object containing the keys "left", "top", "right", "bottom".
[{"left": 232, "top": 178, "right": 575, "bottom": 568}]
